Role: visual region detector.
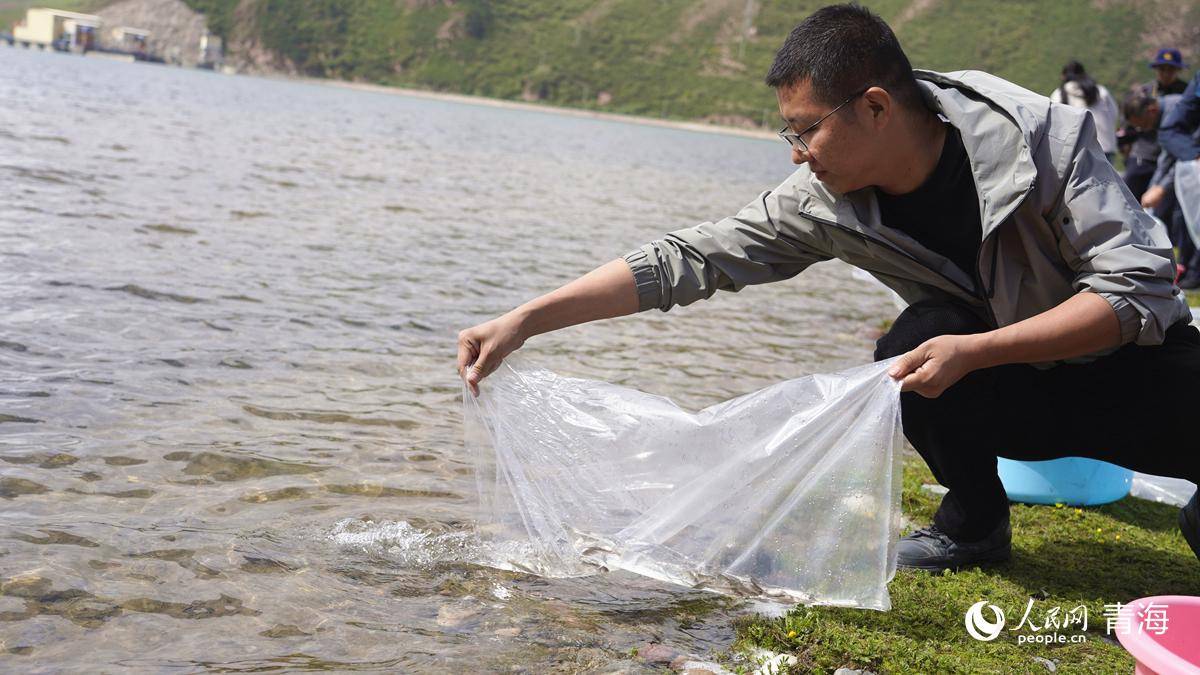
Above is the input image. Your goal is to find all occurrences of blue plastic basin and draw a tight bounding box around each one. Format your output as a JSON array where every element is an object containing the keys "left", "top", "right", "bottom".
[{"left": 997, "top": 457, "right": 1132, "bottom": 506}]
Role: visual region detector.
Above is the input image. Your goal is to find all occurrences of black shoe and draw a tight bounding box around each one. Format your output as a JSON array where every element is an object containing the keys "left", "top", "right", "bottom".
[
  {"left": 897, "top": 519, "right": 1012, "bottom": 572},
  {"left": 1180, "top": 490, "right": 1200, "bottom": 563}
]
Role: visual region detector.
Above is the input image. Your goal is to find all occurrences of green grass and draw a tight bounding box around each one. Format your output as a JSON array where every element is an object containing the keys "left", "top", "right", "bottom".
[{"left": 722, "top": 454, "right": 1199, "bottom": 674}]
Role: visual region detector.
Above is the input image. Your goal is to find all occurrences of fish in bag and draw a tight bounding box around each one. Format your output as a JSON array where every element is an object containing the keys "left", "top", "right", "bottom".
[{"left": 463, "top": 356, "right": 905, "bottom": 610}]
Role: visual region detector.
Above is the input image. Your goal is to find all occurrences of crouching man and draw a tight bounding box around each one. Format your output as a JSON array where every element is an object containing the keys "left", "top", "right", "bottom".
[{"left": 456, "top": 4, "right": 1200, "bottom": 573}]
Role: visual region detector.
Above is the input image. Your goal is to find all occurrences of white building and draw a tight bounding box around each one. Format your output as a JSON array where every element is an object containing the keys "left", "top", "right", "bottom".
[
  {"left": 110, "top": 26, "right": 150, "bottom": 52},
  {"left": 13, "top": 8, "right": 101, "bottom": 50}
]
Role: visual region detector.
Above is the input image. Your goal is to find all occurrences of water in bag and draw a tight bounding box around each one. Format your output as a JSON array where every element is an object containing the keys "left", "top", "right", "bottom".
[{"left": 463, "top": 356, "right": 905, "bottom": 611}]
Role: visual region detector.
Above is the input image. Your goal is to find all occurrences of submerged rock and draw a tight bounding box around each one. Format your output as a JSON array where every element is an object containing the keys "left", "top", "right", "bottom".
[{"left": 637, "top": 643, "right": 680, "bottom": 664}]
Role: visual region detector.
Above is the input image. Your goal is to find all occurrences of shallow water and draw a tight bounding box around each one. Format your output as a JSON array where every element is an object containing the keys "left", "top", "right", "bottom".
[{"left": 0, "top": 46, "right": 893, "bottom": 671}]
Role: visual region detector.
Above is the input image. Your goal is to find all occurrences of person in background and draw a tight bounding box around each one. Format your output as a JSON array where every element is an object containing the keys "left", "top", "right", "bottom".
[
  {"left": 1050, "top": 60, "right": 1119, "bottom": 162},
  {"left": 1129, "top": 88, "right": 1196, "bottom": 286},
  {"left": 1121, "top": 49, "right": 1189, "bottom": 200},
  {"left": 1159, "top": 66, "right": 1200, "bottom": 289},
  {"left": 1119, "top": 89, "right": 1162, "bottom": 201},
  {"left": 1150, "top": 48, "right": 1189, "bottom": 97}
]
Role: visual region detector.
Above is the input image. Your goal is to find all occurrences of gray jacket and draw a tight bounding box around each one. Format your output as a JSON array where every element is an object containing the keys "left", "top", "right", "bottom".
[{"left": 623, "top": 69, "right": 1191, "bottom": 363}]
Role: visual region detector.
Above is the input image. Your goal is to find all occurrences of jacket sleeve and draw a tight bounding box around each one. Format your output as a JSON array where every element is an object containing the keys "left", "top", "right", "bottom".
[
  {"left": 1055, "top": 113, "right": 1183, "bottom": 346},
  {"left": 1159, "top": 73, "right": 1200, "bottom": 161},
  {"left": 622, "top": 185, "right": 833, "bottom": 313}
]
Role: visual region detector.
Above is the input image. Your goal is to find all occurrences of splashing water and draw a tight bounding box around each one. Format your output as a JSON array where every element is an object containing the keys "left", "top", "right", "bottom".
[{"left": 328, "top": 519, "right": 483, "bottom": 567}]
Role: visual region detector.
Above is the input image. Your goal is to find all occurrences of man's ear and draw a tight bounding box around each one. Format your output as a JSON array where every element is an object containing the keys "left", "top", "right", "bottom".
[{"left": 862, "top": 86, "right": 892, "bottom": 129}]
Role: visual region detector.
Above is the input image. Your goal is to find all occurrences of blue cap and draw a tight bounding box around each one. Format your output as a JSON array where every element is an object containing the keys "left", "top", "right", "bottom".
[{"left": 1150, "top": 48, "right": 1186, "bottom": 69}]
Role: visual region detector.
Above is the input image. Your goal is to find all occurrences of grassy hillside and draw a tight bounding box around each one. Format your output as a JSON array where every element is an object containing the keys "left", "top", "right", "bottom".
[{"left": 179, "top": 0, "right": 1200, "bottom": 127}]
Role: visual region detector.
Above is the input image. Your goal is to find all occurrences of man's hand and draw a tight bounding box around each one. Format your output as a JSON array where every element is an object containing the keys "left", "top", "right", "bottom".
[
  {"left": 1141, "top": 184, "right": 1166, "bottom": 209},
  {"left": 457, "top": 312, "right": 527, "bottom": 397},
  {"left": 885, "top": 293, "right": 1121, "bottom": 399},
  {"left": 452, "top": 258, "right": 640, "bottom": 398},
  {"left": 887, "top": 334, "right": 982, "bottom": 398}
]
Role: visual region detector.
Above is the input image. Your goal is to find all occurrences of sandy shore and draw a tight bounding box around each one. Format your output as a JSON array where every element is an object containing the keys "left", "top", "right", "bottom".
[{"left": 314, "top": 77, "right": 777, "bottom": 142}]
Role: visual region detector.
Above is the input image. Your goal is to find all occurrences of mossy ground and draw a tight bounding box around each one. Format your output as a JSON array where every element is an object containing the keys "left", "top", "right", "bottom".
[{"left": 725, "top": 451, "right": 1200, "bottom": 674}]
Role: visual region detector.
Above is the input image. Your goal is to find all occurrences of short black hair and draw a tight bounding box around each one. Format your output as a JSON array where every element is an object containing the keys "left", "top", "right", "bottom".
[
  {"left": 765, "top": 3, "right": 923, "bottom": 110},
  {"left": 1122, "top": 86, "right": 1158, "bottom": 120}
]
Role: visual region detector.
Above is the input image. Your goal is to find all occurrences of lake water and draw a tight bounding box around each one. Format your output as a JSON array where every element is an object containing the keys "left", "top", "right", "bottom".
[{"left": 0, "top": 46, "right": 893, "bottom": 672}]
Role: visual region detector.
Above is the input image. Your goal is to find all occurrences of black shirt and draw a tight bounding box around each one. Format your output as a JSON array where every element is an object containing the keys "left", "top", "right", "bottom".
[
  {"left": 1156, "top": 78, "right": 1189, "bottom": 97},
  {"left": 876, "top": 125, "right": 982, "bottom": 294}
]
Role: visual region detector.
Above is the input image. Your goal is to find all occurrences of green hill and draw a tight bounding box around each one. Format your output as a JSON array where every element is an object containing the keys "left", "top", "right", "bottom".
[{"left": 161, "top": 1, "right": 1200, "bottom": 127}]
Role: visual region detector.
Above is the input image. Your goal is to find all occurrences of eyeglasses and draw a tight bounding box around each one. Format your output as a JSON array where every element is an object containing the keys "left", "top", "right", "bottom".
[{"left": 777, "top": 87, "right": 870, "bottom": 154}]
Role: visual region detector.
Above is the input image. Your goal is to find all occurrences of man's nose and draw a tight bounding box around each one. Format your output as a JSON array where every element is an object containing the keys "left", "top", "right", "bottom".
[{"left": 791, "top": 145, "right": 810, "bottom": 165}]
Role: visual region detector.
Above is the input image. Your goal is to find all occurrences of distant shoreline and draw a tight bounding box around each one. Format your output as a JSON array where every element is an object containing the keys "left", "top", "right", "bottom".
[{"left": 312, "top": 77, "right": 777, "bottom": 142}]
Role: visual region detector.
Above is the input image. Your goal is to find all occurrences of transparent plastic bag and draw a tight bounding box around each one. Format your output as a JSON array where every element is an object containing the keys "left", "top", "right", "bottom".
[
  {"left": 1174, "top": 158, "right": 1200, "bottom": 249},
  {"left": 463, "top": 356, "right": 905, "bottom": 611},
  {"left": 1131, "top": 472, "right": 1197, "bottom": 507}
]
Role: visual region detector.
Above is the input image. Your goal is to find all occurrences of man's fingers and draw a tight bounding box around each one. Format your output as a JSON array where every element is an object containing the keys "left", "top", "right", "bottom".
[
  {"left": 888, "top": 350, "right": 921, "bottom": 379},
  {"left": 456, "top": 345, "right": 469, "bottom": 377},
  {"left": 466, "top": 348, "right": 493, "bottom": 384},
  {"left": 899, "top": 367, "right": 928, "bottom": 393},
  {"left": 456, "top": 332, "right": 478, "bottom": 377}
]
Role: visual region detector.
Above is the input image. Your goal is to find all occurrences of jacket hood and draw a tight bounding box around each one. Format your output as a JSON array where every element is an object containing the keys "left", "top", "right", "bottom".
[{"left": 912, "top": 69, "right": 1044, "bottom": 237}]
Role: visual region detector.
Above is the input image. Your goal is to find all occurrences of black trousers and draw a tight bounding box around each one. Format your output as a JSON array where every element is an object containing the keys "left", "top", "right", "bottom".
[{"left": 874, "top": 301, "right": 1200, "bottom": 541}]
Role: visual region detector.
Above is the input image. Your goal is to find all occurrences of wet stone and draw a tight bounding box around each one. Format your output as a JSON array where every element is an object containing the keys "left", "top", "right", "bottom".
[
  {"left": 1, "top": 575, "right": 52, "bottom": 598},
  {"left": 2, "top": 453, "right": 77, "bottom": 469},
  {"left": 1031, "top": 657, "right": 1057, "bottom": 672},
  {"left": 260, "top": 624, "right": 311, "bottom": 638},
  {"left": 637, "top": 643, "right": 681, "bottom": 664},
  {"left": 164, "top": 451, "right": 324, "bottom": 482},
  {"left": 241, "top": 486, "right": 311, "bottom": 503},
  {"left": 102, "top": 456, "right": 147, "bottom": 466},
  {"left": 129, "top": 549, "right": 223, "bottom": 578},
  {"left": 121, "top": 593, "right": 259, "bottom": 620},
  {"left": 324, "top": 483, "right": 461, "bottom": 500},
  {"left": 12, "top": 530, "right": 99, "bottom": 548},
  {"left": 0, "top": 580, "right": 122, "bottom": 628},
  {"left": 141, "top": 223, "right": 197, "bottom": 235},
  {"left": 239, "top": 556, "right": 297, "bottom": 574},
  {"left": 66, "top": 487, "right": 155, "bottom": 499},
  {"left": 241, "top": 404, "right": 419, "bottom": 430},
  {"left": 436, "top": 601, "right": 479, "bottom": 628},
  {"left": 0, "top": 478, "right": 49, "bottom": 499}
]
